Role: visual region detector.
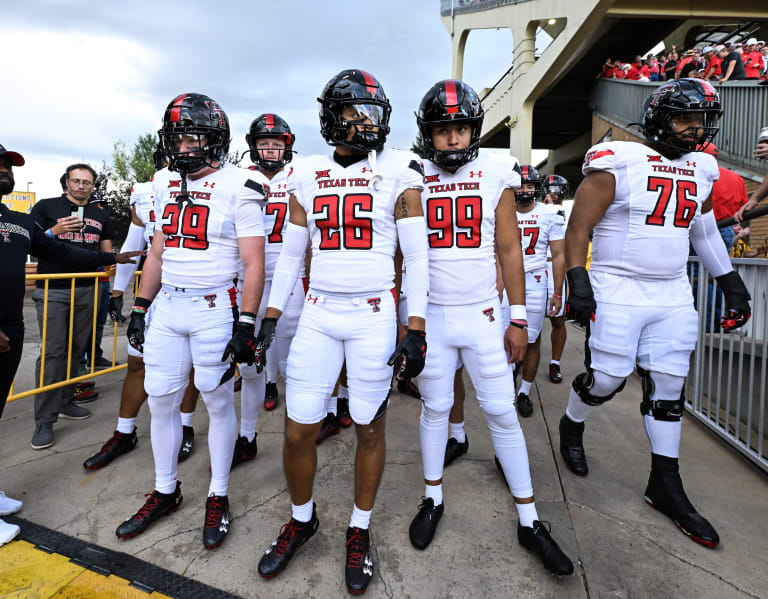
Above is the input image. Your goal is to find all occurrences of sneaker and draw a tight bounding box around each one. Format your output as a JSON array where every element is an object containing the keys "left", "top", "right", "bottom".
[
  {"left": 0, "top": 492, "right": 23, "bottom": 516},
  {"left": 83, "top": 429, "right": 138, "bottom": 471},
  {"left": 94, "top": 356, "right": 118, "bottom": 369},
  {"left": 0, "top": 519, "right": 20, "bottom": 546},
  {"left": 517, "top": 392, "right": 534, "bottom": 418},
  {"left": 396, "top": 370, "right": 421, "bottom": 399},
  {"left": 549, "top": 363, "right": 563, "bottom": 384},
  {"left": 345, "top": 526, "right": 374, "bottom": 595},
  {"left": 264, "top": 382, "right": 279, "bottom": 411},
  {"left": 258, "top": 505, "right": 319, "bottom": 579},
  {"left": 115, "top": 481, "right": 183, "bottom": 539},
  {"left": 444, "top": 436, "right": 469, "bottom": 467},
  {"left": 73, "top": 389, "right": 99, "bottom": 404},
  {"left": 409, "top": 497, "right": 444, "bottom": 550},
  {"left": 518, "top": 520, "right": 574, "bottom": 575},
  {"left": 31, "top": 423, "right": 54, "bottom": 450},
  {"left": 76, "top": 381, "right": 95, "bottom": 391},
  {"left": 338, "top": 397, "right": 353, "bottom": 428},
  {"left": 559, "top": 415, "right": 588, "bottom": 476},
  {"left": 177, "top": 426, "right": 195, "bottom": 463},
  {"left": 232, "top": 434, "right": 257, "bottom": 468},
  {"left": 234, "top": 376, "right": 242, "bottom": 393},
  {"left": 59, "top": 402, "right": 92, "bottom": 420},
  {"left": 644, "top": 457, "right": 719, "bottom": 548},
  {"left": 203, "top": 495, "right": 230, "bottom": 549},
  {"left": 316, "top": 412, "right": 340, "bottom": 444}
]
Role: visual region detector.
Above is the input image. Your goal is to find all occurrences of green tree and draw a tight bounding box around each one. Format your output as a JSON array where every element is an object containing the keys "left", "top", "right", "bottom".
[
  {"left": 410, "top": 133, "right": 427, "bottom": 159},
  {"left": 111, "top": 132, "right": 157, "bottom": 185},
  {"left": 95, "top": 163, "right": 132, "bottom": 247}
]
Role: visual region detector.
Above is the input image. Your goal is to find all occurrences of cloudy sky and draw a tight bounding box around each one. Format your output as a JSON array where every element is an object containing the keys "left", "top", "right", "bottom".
[{"left": 3, "top": 1, "right": 520, "bottom": 200}]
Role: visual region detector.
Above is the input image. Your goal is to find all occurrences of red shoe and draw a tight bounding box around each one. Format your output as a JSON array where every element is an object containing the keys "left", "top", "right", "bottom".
[
  {"left": 549, "top": 364, "right": 563, "bottom": 384},
  {"left": 264, "top": 382, "right": 279, "bottom": 411},
  {"left": 338, "top": 397, "right": 353, "bottom": 428},
  {"left": 73, "top": 389, "right": 99, "bottom": 404},
  {"left": 76, "top": 381, "right": 95, "bottom": 391},
  {"left": 316, "top": 413, "right": 340, "bottom": 444}
]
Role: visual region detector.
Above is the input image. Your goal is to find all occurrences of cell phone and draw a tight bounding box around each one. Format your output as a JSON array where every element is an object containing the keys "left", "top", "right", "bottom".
[{"left": 75, "top": 206, "right": 85, "bottom": 221}]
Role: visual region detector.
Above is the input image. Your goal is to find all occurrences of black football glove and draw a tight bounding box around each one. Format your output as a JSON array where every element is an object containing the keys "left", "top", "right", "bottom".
[
  {"left": 126, "top": 298, "right": 151, "bottom": 352},
  {"left": 717, "top": 271, "right": 751, "bottom": 331},
  {"left": 254, "top": 317, "right": 278, "bottom": 373},
  {"left": 221, "top": 321, "right": 257, "bottom": 365},
  {"left": 108, "top": 294, "right": 125, "bottom": 323},
  {"left": 388, "top": 329, "right": 427, "bottom": 379},
  {"left": 565, "top": 267, "right": 596, "bottom": 326}
]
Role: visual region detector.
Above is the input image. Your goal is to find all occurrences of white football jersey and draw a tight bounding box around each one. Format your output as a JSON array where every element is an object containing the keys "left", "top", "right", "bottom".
[
  {"left": 131, "top": 179, "right": 157, "bottom": 247},
  {"left": 421, "top": 151, "right": 522, "bottom": 305},
  {"left": 517, "top": 202, "right": 565, "bottom": 273},
  {"left": 288, "top": 149, "right": 424, "bottom": 294},
  {"left": 154, "top": 165, "right": 267, "bottom": 289}
]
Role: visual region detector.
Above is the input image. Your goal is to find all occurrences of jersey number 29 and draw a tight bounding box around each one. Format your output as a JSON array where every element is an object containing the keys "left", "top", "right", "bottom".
[{"left": 162, "top": 204, "right": 210, "bottom": 250}]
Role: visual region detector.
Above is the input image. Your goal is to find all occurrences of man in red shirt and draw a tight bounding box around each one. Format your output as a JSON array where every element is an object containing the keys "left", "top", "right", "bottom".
[
  {"left": 703, "top": 144, "right": 748, "bottom": 251},
  {"left": 703, "top": 46, "right": 724, "bottom": 80},
  {"left": 743, "top": 38, "right": 762, "bottom": 79},
  {"left": 625, "top": 63, "right": 641, "bottom": 80}
]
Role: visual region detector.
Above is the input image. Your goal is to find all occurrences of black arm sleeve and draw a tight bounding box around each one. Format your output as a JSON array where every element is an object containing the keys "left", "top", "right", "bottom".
[{"left": 29, "top": 224, "right": 116, "bottom": 269}]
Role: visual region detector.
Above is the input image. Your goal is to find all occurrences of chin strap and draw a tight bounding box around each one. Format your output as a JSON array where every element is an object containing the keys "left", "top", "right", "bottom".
[
  {"left": 176, "top": 172, "right": 192, "bottom": 206},
  {"left": 368, "top": 150, "right": 382, "bottom": 191}
]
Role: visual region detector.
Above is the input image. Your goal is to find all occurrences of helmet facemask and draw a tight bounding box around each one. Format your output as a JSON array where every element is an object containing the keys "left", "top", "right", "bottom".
[
  {"left": 160, "top": 128, "right": 227, "bottom": 174},
  {"left": 420, "top": 117, "right": 482, "bottom": 170},
  {"left": 321, "top": 100, "right": 390, "bottom": 153}
]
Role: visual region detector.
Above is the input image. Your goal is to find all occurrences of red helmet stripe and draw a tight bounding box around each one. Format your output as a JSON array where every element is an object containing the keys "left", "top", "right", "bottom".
[
  {"left": 170, "top": 94, "right": 188, "bottom": 122},
  {"left": 521, "top": 166, "right": 529, "bottom": 178},
  {"left": 359, "top": 70, "right": 378, "bottom": 95},
  {"left": 445, "top": 80, "right": 459, "bottom": 114},
  {"left": 265, "top": 114, "right": 275, "bottom": 130}
]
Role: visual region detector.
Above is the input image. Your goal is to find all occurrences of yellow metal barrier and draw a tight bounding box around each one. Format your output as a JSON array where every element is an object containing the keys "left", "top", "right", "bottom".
[{"left": 7, "top": 270, "right": 140, "bottom": 402}]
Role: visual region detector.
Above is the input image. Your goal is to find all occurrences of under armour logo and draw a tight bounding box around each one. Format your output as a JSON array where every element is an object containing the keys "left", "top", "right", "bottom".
[
  {"left": 315, "top": 169, "right": 330, "bottom": 180},
  {"left": 203, "top": 181, "right": 216, "bottom": 188},
  {"left": 219, "top": 514, "right": 229, "bottom": 533},
  {"left": 686, "top": 161, "right": 696, "bottom": 167},
  {"left": 307, "top": 294, "right": 319, "bottom": 304},
  {"left": 168, "top": 180, "right": 181, "bottom": 188},
  {"left": 204, "top": 294, "right": 216, "bottom": 308},
  {"left": 362, "top": 167, "right": 371, "bottom": 173},
  {"left": 423, "top": 174, "right": 440, "bottom": 184},
  {"left": 277, "top": 183, "right": 287, "bottom": 189},
  {"left": 363, "top": 555, "right": 373, "bottom": 576},
  {"left": 483, "top": 307, "right": 495, "bottom": 322},
  {"left": 368, "top": 297, "right": 381, "bottom": 312},
  {"left": 469, "top": 171, "right": 482, "bottom": 178}
]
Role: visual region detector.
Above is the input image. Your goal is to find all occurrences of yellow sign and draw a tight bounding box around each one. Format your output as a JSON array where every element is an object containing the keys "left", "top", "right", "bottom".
[{"left": 1, "top": 190, "right": 36, "bottom": 214}]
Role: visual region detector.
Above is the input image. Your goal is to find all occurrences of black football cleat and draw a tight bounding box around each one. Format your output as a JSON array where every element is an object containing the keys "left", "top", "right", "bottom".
[
  {"left": 518, "top": 520, "right": 574, "bottom": 576},
  {"left": 396, "top": 372, "right": 421, "bottom": 400},
  {"left": 549, "top": 363, "right": 563, "bottom": 384},
  {"left": 116, "top": 481, "right": 182, "bottom": 539},
  {"left": 346, "top": 526, "right": 374, "bottom": 595},
  {"left": 559, "top": 415, "right": 588, "bottom": 476},
  {"left": 338, "top": 397, "right": 353, "bottom": 428},
  {"left": 203, "top": 495, "right": 230, "bottom": 549},
  {"left": 316, "top": 412, "right": 340, "bottom": 444},
  {"left": 264, "top": 382, "right": 279, "bottom": 411},
  {"left": 83, "top": 429, "right": 138, "bottom": 471},
  {"left": 258, "top": 505, "right": 319, "bottom": 579},
  {"left": 517, "top": 392, "right": 534, "bottom": 418},
  {"left": 232, "top": 434, "right": 257, "bottom": 468},
  {"left": 644, "top": 454, "right": 719, "bottom": 548},
  {"left": 409, "top": 497, "right": 444, "bottom": 550},
  {"left": 177, "top": 425, "right": 195, "bottom": 463},
  {"left": 444, "top": 436, "right": 468, "bottom": 467}
]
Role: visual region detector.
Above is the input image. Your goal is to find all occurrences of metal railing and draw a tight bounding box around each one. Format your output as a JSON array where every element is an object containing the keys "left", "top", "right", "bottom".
[
  {"left": 686, "top": 257, "right": 768, "bottom": 472},
  {"left": 591, "top": 79, "right": 768, "bottom": 174},
  {"left": 7, "top": 271, "right": 129, "bottom": 402},
  {"left": 440, "top": 0, "right": 533, "bottom": 17}
]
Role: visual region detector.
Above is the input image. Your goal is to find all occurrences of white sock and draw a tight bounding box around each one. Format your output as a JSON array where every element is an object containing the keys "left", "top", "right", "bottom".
[
  {"left": 550, "top": 360, "right": 560, "bottom": 366},
  {"left": 180, "top": 411, "right": 194, "bottom": 428},
  {"left": 291, "top": 499, "right": 314, "bottom": 523},
  {"left": 425, "top": 483, "right": 443, "bottom": 506},
  {"left": 240, "top": 423, "right": 257, "bottom": 443},
  {"left": 643, "top": 416, "right": 681, "bottom": 458},
  {"left": 516, "top": 501, "right": 538, "bottom": 527},
  {"left": 565, "top": 388, "right": 597, "bottom": 423},
  {"left": 349, "top": 504, "right": 372, "bottom": 529},
  {"left": 327, "top": 395, "right": 338, "bottom": 416},
  {"left": 449, "top": 421, "right": 466, "bottom": 443},
  {"left": 116, "top": 417, "right": 136, "bottom": 435},
  {"left": 519, "top": 379, "right": 532, "bottom": 396},
  {"left": 339, "top": 384, "right": 349, "bottom": 400}
]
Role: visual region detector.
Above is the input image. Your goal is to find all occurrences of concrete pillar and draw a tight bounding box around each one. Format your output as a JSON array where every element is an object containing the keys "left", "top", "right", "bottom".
[
  {"left": 509, "top": 101, "right": 534, "bottom": 165},
  {"left": 452, "top": 28, "right": 469, "bottom": 80}
]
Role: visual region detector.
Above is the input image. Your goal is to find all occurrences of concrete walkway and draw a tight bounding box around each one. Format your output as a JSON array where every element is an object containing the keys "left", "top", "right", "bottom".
[{"left": 2, "top": 320, "right": 766, "bottom": 598}]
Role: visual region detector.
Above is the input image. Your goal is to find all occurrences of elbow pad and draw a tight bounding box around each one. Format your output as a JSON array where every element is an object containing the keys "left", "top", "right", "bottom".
[
  {"left": 113, "top": 223, "right": 146, "bottom": 292},
  {"left": 397, "top": 217, "right": 429, "bottom": 319},
  {"left": 267, "top": 223, "right": 309, "bottom": 313},
  {"left": 690, "top": 210, "right": 732, "bottom": 278}
]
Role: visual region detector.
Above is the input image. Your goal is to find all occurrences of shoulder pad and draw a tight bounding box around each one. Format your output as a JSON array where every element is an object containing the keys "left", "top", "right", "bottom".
[
  {"left": 245, "top": 179, "right": 265, "bottom": 195},
  {"left": 408, "top": 159, "right": 424, "bottom": 176}
]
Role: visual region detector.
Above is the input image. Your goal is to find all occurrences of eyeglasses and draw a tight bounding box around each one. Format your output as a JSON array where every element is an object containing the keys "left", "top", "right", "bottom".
[{"left": 69, "top": 178, "right": 94, "bottom": 187}]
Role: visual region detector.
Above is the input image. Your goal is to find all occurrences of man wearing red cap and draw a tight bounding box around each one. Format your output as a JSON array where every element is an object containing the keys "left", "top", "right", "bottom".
[{"left": 703, "top": 143, "right": 748, "bottom": 251}]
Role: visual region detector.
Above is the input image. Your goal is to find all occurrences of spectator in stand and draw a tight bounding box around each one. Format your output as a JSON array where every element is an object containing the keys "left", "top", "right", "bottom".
[
  {"left": 675, "top": 50, "right": 702, "bottom": 79},
  {"left": 647, "top": 54, "right": 660, "bottom": 81},
  {"left": 639, "top": 60, "right": 651, "bottom": 80},
  {"left": 760, "top": 43, "right": 768, "bottom": 78},
  {"left": 614, "top": 63, "right": 628, "bottom": 79},
  {"left": 702, "top": 143, "right": 749, "bottom": 251},
  {"left": 663, "top": 52, "right": 679, "bottom": 80},
  {"left": 703, "top": 45, "right": 725, "bottom": 80},
  {"left": 625, "top": 62, "right": 641, "bottom": 80},
  {"left": 598, "top": 58, "right": 617, "bottom": 78},
  {"left": 721, "top": 43, "right": 747, "bottom": 81},
  {"left": 743, "top": 38, "right": 762, "bottom": 80}
]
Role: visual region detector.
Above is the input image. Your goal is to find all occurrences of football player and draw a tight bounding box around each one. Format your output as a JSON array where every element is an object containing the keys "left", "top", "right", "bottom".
[
  {"left": 560, "top": 79, "right": 751, "bottom": 548},
  {"left": 115, "top": 93, "right": 268, "bottom": 550},
  {"left": 409, "top": 79, "right": 573, "bottom": 576},
  {"left": 543, "top": 174, "right": 570, "bottom": 383},
  {"left": 514, "top": 166, "right": 565, "bottom": 416},
  {"left": 84, "top": 150, "right": 200, "bottom": 471},
  {"left": 254, "top": 69, "right": 429, "bottom": 595}
]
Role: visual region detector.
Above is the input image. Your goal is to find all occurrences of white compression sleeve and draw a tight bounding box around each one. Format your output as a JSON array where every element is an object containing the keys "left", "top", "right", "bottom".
[
  {"left": 690, "top": 209, "right": 732, "bottom": 278},
  {"left": 113, "top": 222, "right": 147, "bottom": 293},
  {"left": 267, "top": 223, "right": 309, "bottom": 313},
  {"left": 397, "top": 216, "right": 429, "bottom": 319}
]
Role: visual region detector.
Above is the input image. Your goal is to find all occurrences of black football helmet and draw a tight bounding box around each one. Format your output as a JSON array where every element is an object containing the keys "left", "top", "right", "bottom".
[
  {"left": 158, "top": 93, "right": 230, "bottom": 173},
  {"left": 417, "top": 79, "right": 484, "bottom": 169},
  {"left": 246, "top": 113, "right": 295, "bottom": 171},
  {"left": 516, "top": 165, "right": 544, "bottom": 205},
  {"left": 544, "top": 174, "right": 569, "bottom": 204},
  {"left": 318, "top": 69, "right": 391, "bottom": 153},
  {"left": 641, "top": 78, "right": 722, "bottom": 157}
]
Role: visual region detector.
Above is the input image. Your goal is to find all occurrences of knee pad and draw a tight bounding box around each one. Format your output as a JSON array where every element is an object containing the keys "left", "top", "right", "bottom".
[
  {"left": 193, "top": 364, "right": 232, "bottom": 393},
  {"left": 572, "top": 370, "right": 626, "bottom": 406},
  {"left": 637, "top": 367, "right": 684, "bottom": 422},
  {"left": 420, "top": 406, "right": 450, "bottom": 430},
  {"left": 483, "top": 407, "right": 522, "bottom": 434}
]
